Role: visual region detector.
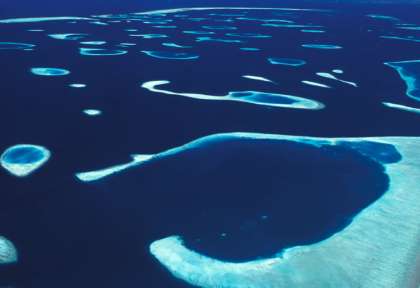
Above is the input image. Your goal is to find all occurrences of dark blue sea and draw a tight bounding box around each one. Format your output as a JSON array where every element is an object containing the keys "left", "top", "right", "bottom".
[{"left": 0, "top": 1, "right": 419, "bottom": 287}]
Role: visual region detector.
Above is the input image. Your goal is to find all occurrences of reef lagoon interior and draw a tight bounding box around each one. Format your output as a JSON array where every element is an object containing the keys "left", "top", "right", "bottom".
[{"left": 0, "top": 1, "right": 420, "bottom": 288}]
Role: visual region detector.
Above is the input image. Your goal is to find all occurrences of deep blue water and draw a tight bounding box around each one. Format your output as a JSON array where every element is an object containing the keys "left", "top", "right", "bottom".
[{"left": 0, "top": 2, "right": 420, "bottom": 287}]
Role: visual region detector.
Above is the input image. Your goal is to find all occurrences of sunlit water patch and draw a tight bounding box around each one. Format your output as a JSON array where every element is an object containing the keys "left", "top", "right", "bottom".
[{"left": 1, "top": 144, "right": 51, "bottom": 177}]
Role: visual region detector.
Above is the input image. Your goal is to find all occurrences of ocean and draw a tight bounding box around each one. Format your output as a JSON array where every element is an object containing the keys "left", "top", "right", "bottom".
[{"left": 0, "top": 1, "right": 419, "bottom": 287}]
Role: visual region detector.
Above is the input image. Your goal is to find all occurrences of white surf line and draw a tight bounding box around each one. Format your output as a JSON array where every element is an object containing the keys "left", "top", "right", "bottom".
[
  {"left": 0, "top": 16, "right": 95, "bottom": 23},
  {"left": 317, "top": 72, "right": 358, "bottom": 87},
  {"left": 141, "top": 80, "right": 324, "bottom": 110},
  {"left": 76, "top": 155, "right": 153, "bottom": 182},
  {"left": 133, "top": 7, "right": 333, "bottom": 16},
  {"left": 302, "top": 80, "right": 331, "bottom": 88},
  {"left": 242, "top": 75, "right": 275, "bottom": 83},
  {"left": 383, "top": 102, "right": 420, "bottom": 115}
]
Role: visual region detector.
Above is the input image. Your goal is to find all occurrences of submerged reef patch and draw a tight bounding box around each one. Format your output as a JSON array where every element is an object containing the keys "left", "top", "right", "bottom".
[
  {"left": 316, "top": 72, "right": 357, "bottom": 87},
  {"left": 142, "top": 134, "right": 417, "bottom": 288},
  {"left": 240, "top": 47, "right": 260, "bottom": 51},
  {"left": 195, "top": 37, "right": 243, "bottom": 43},
  {"left": 69, "top": 83, "right": 87, "bottom": 88},
  {"left": 268, "top": 57, "right": 306, "bottom": 66},
  {"left": 225, "top": 32, "right": 271, "bottom": 38},
  {"left": 141, "top": 80, "right": 323, "bottom": 110},
  {"left": 302, "top": 44, "right": 342, "bottom": 49},
  {"left": 0, "top": 16, "right": 94, "bottom": 23},
  {"left": 302, "top": 80, "right": 331, "bottom": 88},
  {"left": 1, "top": 144, "right": 51, "bottom": 177},
  {"left": 0, "top": 42, "right": 35, "bottom": 50},
  {"left": 385, "top": 60, "right": 420, "bottom": 101},
  {"left": 80, "top": 48, "right": 127, "bottom": 56},
  {"left": 183, "top": 30, "right": 215, "bottom": 35},
  {"left": 380, "top": 36, "right": 420, "bottom": 43},
  {"left": 0, "top": 237, "right": 18, "bottom": 264},
  {"left": 383, "top": 102, "right": 420, "bottom": 115},
  {"left": 83, "top": 109, "right": 102, "bottom": 116},
  {"left": 30, "top": 67, "right": 70, "bottom": 76},
  {"left": 141, "top": 51, "right": 199, "bottom": 60},
  {"left": 80, "top": 41, "right": 107, "bottom": 45},
  {"left": 202, "top": 25, "right": 237, "bottom": 30},
  {"left": 162, "top": 42, "right": 192, "bottom": 49},
  {"left": 242, "top": 75, "right": 274, "bottom": 83},
  {"left": 48, "top": 33, "right": 88, "bottom": 40}
]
